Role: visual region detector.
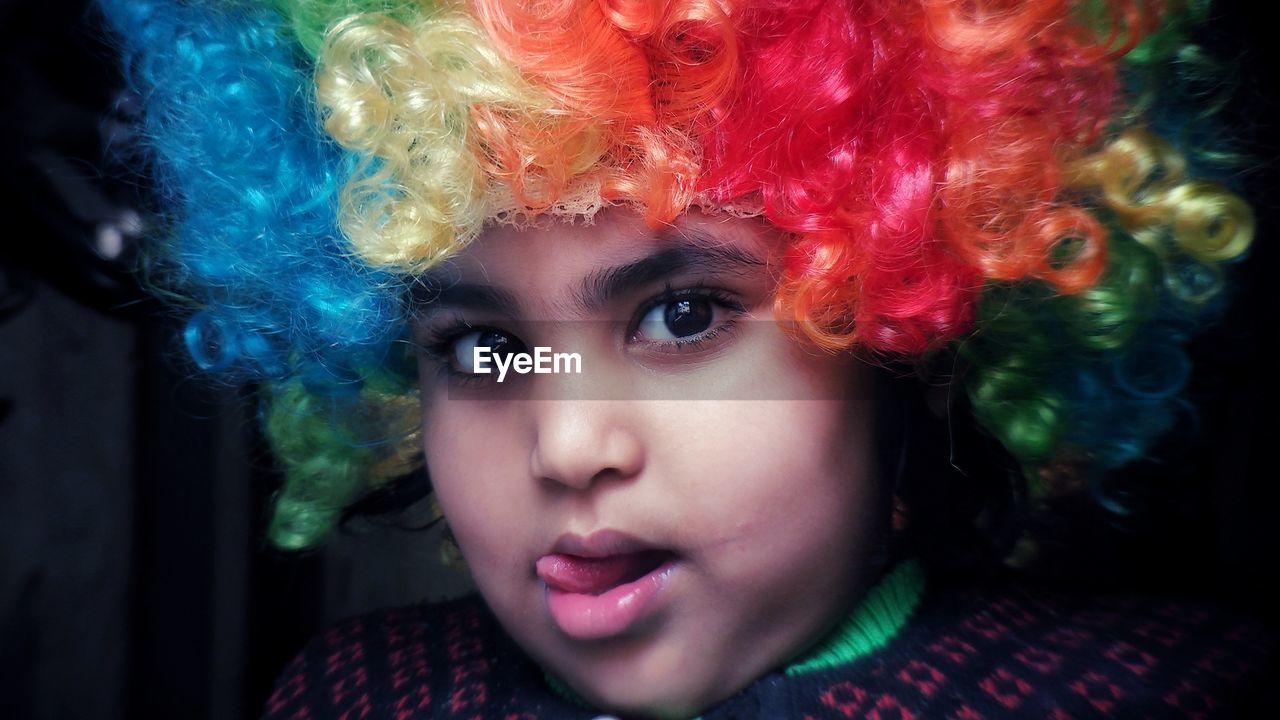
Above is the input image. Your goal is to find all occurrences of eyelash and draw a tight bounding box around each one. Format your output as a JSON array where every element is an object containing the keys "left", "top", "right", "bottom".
[
  {"left": 413, "top": 286, "right": 746, "bottom": 384},
  {"left": 627, "top": 285, "right": 744, "bottom": 351},
  {"left": 412, "top": 313, "right": 492, "bottom": 387}
]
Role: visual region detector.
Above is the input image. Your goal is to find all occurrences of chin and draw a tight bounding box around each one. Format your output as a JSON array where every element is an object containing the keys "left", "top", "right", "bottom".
[
  {"left": 558, "top": 656, "right": 741, "bottom": 720},
  {"left": 576, "top": 688, "right": 713, "bottom": 720}
]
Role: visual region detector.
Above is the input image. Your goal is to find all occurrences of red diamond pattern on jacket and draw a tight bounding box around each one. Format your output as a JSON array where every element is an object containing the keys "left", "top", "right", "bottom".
[
  {"left": 1163, "top": 678, "right": 1218, "bottom": 720},
  {"left": 1069, "top": 670, "right": 1124, "bottom": 714},
  {"left": 962, "top": 613, "right": 1009, "bottom": 641},
  {"left": 897, "top": 659, "right": 946, "bottom": 698},
  {"left": 979, "top": 668, "right": 1032, "bottom": 710},
  {"left": 1196, "top": 646, "right": 1253, "bottom": 682},
  {"left": 1041, "top": 626, "right": 1093, "bottom": 650},
  {"left": 1132, "top": 620, "right": 1185, "bottom": 649},
  {"left": 266, "top": 665, "right": 308, "bottom": 715},
  {"left": 1012, "top": 645, "right": 1062, "bottom": 674},
  {"left": 256, "top": 581, "right": 1271, "bottom": 719},
  {"left": 928, "top": 634, "right": 977, "bottom": 665},
  {"left": 1104, "top": 640, "right": 1156, "bottom": 677},
  {"left": 391, "top": 684, "right": 431, "bottom": 720},
  {"left": 819, "top": 680, "right": 870, "bottom": 717},
  {"left": 867, "top": 693, "right": 915, "bottom": 720}
]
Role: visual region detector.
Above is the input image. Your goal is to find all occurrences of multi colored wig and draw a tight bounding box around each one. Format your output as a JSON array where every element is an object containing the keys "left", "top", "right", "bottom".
[{"left": 98, "top": 0, "right": 1252, "bottom": 550}]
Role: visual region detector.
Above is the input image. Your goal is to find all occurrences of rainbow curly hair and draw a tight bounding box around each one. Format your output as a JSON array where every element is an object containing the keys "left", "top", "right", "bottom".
[{"left": 98, "top": 0, "right": 1252, "bottom": 550}]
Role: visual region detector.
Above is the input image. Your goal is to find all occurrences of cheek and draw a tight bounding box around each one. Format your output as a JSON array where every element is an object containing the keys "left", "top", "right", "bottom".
[
  {"left": 419, "top": 404, "right": 528, "bottom": 571},
  {"left": 670, "top": 398, "right": 878, "bottom": 549},
  {"left": 752, "top": 407, "right": 880, "bottom": 588},
  {"left": 738, "top": 399, "right": 873, "bottom": 488},
  {"left": 420, "top": 389, "right": 517, "bottom": 489}
]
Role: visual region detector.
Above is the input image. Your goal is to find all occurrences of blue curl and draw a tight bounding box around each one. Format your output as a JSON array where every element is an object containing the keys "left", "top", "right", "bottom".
[{"left": 97, "top": 0, "right": 409, "bottom": 389}]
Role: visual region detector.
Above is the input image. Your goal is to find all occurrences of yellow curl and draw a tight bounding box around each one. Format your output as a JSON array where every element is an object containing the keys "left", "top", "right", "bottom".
[
  {"left": 1164, "top": 180, "right": 1254, "bottom": 263},
  {"left": 317, "top": 9, "right": 589, "bottom": 270},
  {"left": 1066, "top": 127, "right": 1253, "bottom": 305}
]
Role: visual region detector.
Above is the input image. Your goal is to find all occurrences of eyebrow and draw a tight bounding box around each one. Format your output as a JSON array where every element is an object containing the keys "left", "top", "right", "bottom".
[
  {"left": 575, "top": 229, "right": 765, "bottom": 312},
  {"left": 409, "top": 278, "right": 520, "bottom": 315},
  {"left": 411, "top": 227, "right": 766, "bottom": 316}
]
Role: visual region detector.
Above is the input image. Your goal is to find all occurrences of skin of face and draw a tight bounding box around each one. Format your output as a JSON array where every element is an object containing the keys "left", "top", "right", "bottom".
[{"left": 413, "top": 207, "right": 888, "bottom": 719}]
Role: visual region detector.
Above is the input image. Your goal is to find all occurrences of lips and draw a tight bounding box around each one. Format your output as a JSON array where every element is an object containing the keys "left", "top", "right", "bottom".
[
  {"left": 536, "top": 550, "right": 673, "bottom": 595},
  {"left": 536, "top": 531, "right": 678, "bottom": 640}
]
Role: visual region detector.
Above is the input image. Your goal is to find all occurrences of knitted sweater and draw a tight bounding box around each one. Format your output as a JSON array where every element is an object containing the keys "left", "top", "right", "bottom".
[{"left": 262, "top": 563, "right": 1274, "bottom": 719}]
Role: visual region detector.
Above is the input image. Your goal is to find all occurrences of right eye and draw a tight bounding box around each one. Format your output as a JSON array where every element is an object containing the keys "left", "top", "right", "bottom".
[{"left": 448, "top": 328, "right": 527, "bottom": 374}]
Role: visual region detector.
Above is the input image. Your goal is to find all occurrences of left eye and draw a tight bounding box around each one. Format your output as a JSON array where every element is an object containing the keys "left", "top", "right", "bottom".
[
  {"left": 636, "top": 297, "right": 719, "bottom": 342},
  {"left": 450, "top": 328, "right": 525, "bottom": 373}
]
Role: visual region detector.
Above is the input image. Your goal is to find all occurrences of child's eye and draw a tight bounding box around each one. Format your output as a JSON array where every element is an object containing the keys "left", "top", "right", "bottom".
[
  {"left": 630, "top": 289, "right": 744, "bottom": 350},
  {"left": 637, "top": 298, "right": 715, "bottom": 341},
  {"left": 449, "top": 328, "right": 526, "bottom": 373},
  {"left": 415, "top": 321, "right": 528, "bottom": 384}
]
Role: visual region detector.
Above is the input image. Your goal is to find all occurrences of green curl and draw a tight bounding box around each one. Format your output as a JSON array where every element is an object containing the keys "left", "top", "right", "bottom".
[
  {"left": 1127, "top": 0, "right": 1209, "bottom": 67},
  {"left": 270, "top": 0, "right": 428, "bottom": 58},
  {"left": 264, "top": 379, "right": 376, "bottom": 549},
  {"left": 961, "top": 229, "right": 1164, "bottom": 469},
  {"left": 1057, "top": 228, "right": 1159, "bottom": 352},
  {"left": 1071, "top": 0, "right": 1209, "bottom": 67},
  {"left": 263, "top": 366, "right": 421, "bottom": 550},
  {"left": 962, "top": 290, "right": 1065, "bottom": 466}
]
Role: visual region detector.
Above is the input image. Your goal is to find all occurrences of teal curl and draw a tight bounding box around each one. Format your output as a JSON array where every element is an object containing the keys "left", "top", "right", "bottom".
[
  {"left": 964, "top": 215, "right": 1241, "bottom": 500},
  {"left": 962, "top": 1, "right": 1251, "bottom": 510}
]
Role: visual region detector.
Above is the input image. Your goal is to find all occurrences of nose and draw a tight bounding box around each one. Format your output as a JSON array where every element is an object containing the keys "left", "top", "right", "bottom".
[{"left": 529, "top": 399, "right": 644, "bottom": 491}]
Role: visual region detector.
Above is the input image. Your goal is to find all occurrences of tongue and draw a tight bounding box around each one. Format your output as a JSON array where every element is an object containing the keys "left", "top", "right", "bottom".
[{"left": 536, "top": 551, "right": 667, "bottom": 595}]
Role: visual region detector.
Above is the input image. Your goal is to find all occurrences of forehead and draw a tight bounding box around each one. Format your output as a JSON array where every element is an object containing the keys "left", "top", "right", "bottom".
[{"left": 423, "top": 208, "right": 781, "bottom": 309}]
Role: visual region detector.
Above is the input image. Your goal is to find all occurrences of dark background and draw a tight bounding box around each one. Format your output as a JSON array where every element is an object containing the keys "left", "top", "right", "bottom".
[{"left": 1, "top": 1, "right": 1277, "bottom": 718}]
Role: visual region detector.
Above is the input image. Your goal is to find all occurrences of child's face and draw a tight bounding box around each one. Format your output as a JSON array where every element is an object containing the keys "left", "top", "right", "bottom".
[{"left": 414, "top": 208, "right": 885, "bottom": 718}]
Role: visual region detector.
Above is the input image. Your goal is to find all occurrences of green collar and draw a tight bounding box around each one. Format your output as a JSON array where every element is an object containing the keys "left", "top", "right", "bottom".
[
  {"left": 542, "top": 559, "right": 926, "bottom": 712},
  {"left": 784, "top": 558, "right": 925, "bottom": 675}
]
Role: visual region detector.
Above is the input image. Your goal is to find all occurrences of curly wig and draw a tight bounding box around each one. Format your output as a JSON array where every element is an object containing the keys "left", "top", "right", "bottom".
[{"left": 98, "top": 0, "right": 1252, "bottom": 550}]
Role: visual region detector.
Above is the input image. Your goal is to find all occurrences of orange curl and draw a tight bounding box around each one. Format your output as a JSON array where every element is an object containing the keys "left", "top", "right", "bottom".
[
  {"left": 923, "top": 0, "right": 1150, "bottom": 62},
  {"left": 923, "top": 0, "right": 1069, "bottom": 58},
  {"left": 773, "top": 231, "right": 869, "bottom": 352},
  {"left": 606, "top": 125, "right": 703, "bottom": 225},
  {"left": 1026, "top": 205, "right": 1108, "bottom": 293},
  {"left": 469, "top": 0, "right": 740, "bottom": 225},
  {"left": 469, "top": 104, "right": 606, "bottom": 210},
  {"left": 469, "top": 0, "right": 656, "bottom": 121},
  {"left": 642, "top": 0, "right": 740, "bottom": 123},
  {"left": 939, "top": 117, "right": 1066, "bottom": 282},
  {"left": 597, "top": 0, "right": 662, "bottom": 37}
]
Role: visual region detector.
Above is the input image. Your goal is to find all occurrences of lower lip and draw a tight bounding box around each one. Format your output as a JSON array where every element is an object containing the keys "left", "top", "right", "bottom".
[{"left": 543, "top": 561, "right": 677, "bottom": 640}]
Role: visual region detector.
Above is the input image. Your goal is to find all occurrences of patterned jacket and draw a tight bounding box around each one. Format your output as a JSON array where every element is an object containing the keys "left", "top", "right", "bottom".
[{"left": 263, "top": 566, "right": 1274, "bottom": 719}]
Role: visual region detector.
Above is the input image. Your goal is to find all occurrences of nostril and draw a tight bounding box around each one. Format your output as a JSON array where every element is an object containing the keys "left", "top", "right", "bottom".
[{"left": 530, "top": 404, "right": 645, "bottom": 491}]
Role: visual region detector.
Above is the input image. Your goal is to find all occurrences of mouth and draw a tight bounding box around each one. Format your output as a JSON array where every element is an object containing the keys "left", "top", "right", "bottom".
[
  {"left": 536, "top": 532, "right": 679, "bottom": 640},
  {"left": 537, "top": 549, "right": 676, "bottom": 595}
]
